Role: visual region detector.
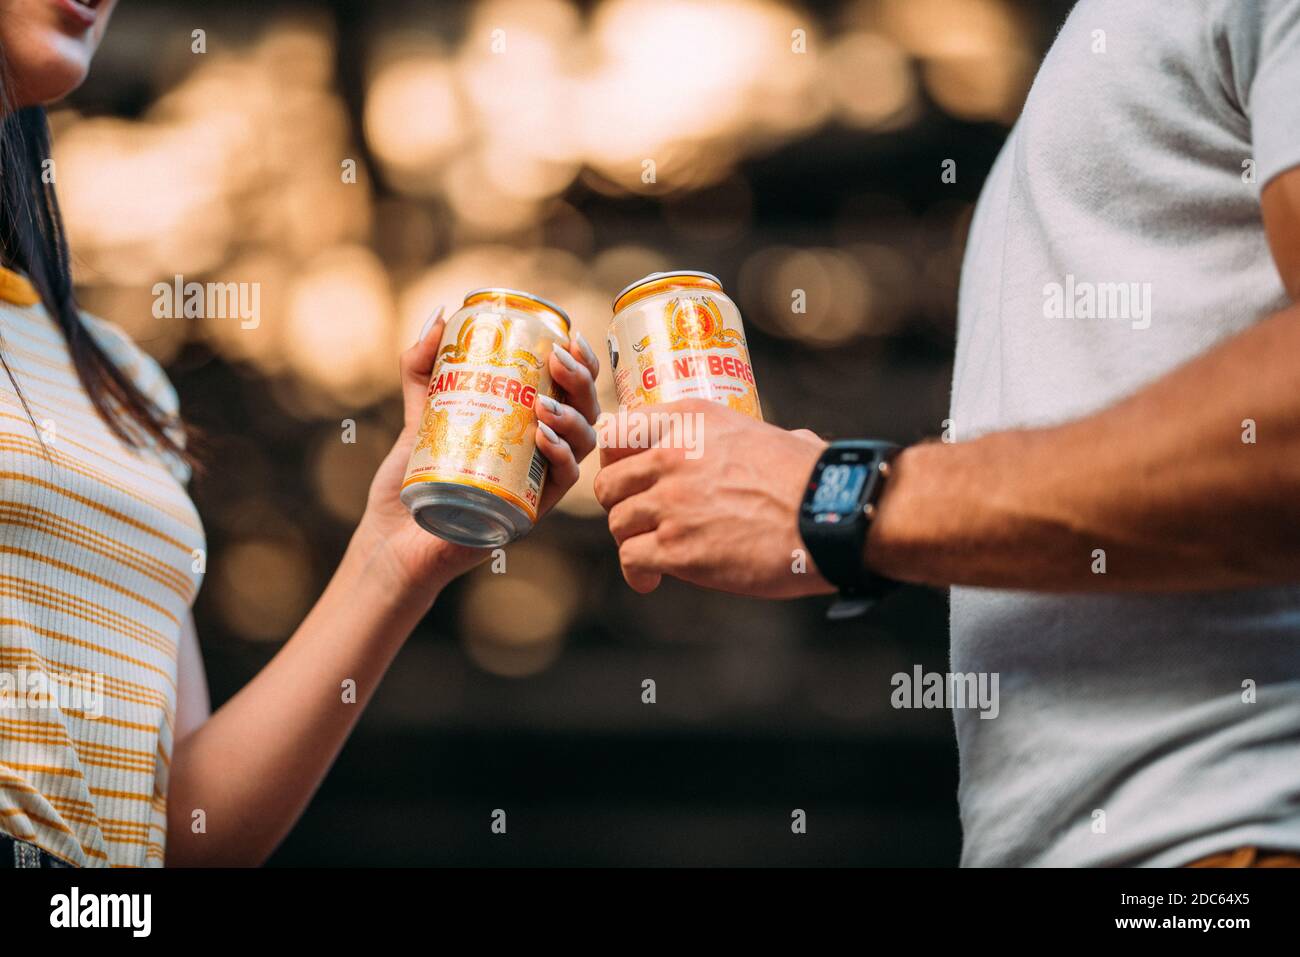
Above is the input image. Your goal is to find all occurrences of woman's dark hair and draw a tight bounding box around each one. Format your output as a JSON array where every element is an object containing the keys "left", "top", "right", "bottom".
[{"left": 0, "top": 104, "right": 193, "bottom": 469}]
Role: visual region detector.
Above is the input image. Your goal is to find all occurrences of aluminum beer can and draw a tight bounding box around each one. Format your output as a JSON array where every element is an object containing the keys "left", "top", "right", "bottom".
[
  {"left": 401, "top": 288, "right": 569, "bottom": 547},
  {"left": 607, "top": 271, "right": 762, "bottom": 420}
]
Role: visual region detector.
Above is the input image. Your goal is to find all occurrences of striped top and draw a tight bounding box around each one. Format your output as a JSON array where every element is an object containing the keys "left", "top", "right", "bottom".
[{"left": 0, "top": 267, "right": 203, "bottom": 867}]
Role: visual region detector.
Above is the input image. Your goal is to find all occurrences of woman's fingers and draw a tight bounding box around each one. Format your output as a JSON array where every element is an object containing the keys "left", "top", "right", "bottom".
[
  {"left": 548, "top": 335, "right": 600, "bottom": 426},
  {"left": 535, "top": 419, "right": 581, "bottom": 516},
  {"left": 530, "top": 335, "right": 600, "bottom": 516},
  {"left": 572, "top": 331, "right": 600, "bottom": 377},
  {"left": 400, "top": 307, "right": 445, "bottom": 428},
  {"left": 535, "top": 393, "right": 597, "bottom": 462}
]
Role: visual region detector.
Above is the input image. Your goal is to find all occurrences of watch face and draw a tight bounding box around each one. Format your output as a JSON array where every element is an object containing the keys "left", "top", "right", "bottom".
[{"left": 808, "top": 462, "right": 870, "bottom": 520}]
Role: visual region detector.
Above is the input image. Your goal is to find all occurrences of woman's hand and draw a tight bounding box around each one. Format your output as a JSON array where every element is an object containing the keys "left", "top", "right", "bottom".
[{"left": 356, "top": 309, "right": 601, "bottom": 603}]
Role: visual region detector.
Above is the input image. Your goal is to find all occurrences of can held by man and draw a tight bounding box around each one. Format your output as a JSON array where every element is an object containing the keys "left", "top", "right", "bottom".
[{"left": 607, "top": 270, "right": 762, "bottom": 420}]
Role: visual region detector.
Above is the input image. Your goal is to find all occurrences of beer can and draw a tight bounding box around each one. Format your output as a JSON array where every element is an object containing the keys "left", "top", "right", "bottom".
[
  {"left": 401, "top": 288, "right": 569, "bottom": 547},
  {"left": 607, "top": 271, "right": 762, "bottom": 420}
]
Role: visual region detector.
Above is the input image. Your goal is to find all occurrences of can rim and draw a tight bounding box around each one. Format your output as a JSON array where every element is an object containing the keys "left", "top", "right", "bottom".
[
  {"left": 463, "top": 287, "right": 571, "bottom": 331},
  {"left": 612, "top": 270, "right": 723, "bottom": 313}
]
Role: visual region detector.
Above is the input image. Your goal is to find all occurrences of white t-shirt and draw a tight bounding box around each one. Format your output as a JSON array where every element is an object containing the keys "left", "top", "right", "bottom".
[{"left": 951, "top": 0, "right": 1300, "bottom": 866}]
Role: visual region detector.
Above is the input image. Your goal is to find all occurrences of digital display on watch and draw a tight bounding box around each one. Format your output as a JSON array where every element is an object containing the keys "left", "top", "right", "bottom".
[{"left": 808, "top": 462, "right": 869, "bottom": 518}]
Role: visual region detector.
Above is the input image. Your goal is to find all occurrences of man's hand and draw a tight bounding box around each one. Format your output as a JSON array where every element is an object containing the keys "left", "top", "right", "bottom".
[{"left": 594, "top": 399, "right": 833, "bottom": 598}]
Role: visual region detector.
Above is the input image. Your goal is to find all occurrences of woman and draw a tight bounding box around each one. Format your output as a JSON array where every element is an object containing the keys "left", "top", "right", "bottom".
[{"left": 0, "top": 0, "right": 601, "bottom": 867}]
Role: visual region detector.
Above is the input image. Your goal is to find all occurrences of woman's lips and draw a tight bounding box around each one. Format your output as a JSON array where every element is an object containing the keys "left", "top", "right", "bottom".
[{"left": 55, "top": 0, "right": 102, "bottom": 30}]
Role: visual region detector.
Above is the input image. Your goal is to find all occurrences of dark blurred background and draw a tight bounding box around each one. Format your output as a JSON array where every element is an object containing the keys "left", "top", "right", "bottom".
[{"left": 62, "top": 0, "right": 1074, "bottom": 865}]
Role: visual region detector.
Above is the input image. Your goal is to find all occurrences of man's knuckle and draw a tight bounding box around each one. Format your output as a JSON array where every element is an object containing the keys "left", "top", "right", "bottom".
[
  {"left": 618, "top": 539, "right": 642, "bottom": 569},
  {"left": 652, "top": 446, "right": 680, "bottom": 471},
  {"left": 593, "top": 472, "right": 612, "bottom": 506}
]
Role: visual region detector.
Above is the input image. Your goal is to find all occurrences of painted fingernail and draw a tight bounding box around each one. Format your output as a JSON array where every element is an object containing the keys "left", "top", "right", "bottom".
[
  {"left": 537, "top": 421, "right": 561, "bottom": 444},
  {"left": 553, "top": 344, "right": 580, "bottom": 371},
  {"left": 418, "top": 306, "right": 445, "bottom": 344},
  {"left": 537, "top": 394, "right": 560, "bottom": 414},
  {"left": 575, "top": 332, "right": 598, "bottom": 368}
]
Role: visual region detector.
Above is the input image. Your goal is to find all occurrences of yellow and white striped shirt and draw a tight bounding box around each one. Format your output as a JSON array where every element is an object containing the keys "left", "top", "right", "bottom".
[{"left": 0, "top": 266, "right": 204, "bottom": 867}]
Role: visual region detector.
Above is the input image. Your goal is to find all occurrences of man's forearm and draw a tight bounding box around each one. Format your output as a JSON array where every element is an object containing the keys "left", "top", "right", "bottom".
[{"left": 867, "top": 303, "right": 1300, "bottom": 591}]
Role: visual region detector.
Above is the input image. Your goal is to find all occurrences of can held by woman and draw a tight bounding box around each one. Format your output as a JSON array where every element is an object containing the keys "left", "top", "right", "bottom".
[{"left": 401, "top": 288, "right": 570, "bottom": 547}]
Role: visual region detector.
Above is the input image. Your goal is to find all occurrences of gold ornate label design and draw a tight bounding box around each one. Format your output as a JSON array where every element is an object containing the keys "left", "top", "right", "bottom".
[
  {"left": 664, "top": 295, "right": 745, "bottom": 351},
  {"left": 403, "top": 308, "right": 562, "bottom": 519},
  {"left": 610, "top": 292, "right": 762, "bottom": 420}
]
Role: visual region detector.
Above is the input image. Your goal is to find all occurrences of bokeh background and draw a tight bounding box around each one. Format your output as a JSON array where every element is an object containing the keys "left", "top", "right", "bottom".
[{"left": 61, "top": 0, "right": 1073, "bottom": 865}]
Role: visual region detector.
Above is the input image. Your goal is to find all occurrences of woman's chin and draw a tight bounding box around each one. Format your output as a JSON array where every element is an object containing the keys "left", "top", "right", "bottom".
[
  {"left": 6, "top": 38, "right": 93, "bottom": 107},
  {"left": 10, "top": 61, "right": 90, "bottom": 107}
]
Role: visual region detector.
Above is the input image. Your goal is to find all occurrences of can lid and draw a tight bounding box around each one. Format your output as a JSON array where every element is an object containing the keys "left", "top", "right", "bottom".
[
  {"left": 463, "top": 287, "right": 571, "bottom": 332},
  {"left": 612, "top": 270, "right": 723, "bottom": 314}
]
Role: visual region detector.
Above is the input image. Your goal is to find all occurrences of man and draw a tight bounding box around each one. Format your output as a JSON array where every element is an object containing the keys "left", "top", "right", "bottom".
[{"left": 594, "top": 0, "right": 1300, "bottom": 866}]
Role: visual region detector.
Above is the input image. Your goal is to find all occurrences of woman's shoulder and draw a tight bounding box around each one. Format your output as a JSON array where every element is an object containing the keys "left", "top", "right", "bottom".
[
  {"left": 80, "top": 314, "right": 180, "bottom": 416},
  {"left": 80, "top": 312, "right": 191, "bottom": 483}
]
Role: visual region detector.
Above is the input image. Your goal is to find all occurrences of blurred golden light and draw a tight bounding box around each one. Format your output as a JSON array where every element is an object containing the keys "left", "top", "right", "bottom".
[
  {"left": 366, "top": 0, "right": 846, "bottom": 205},
  {"left": 310, "top": 422, "right": 392, "bottom": 524},
  {"left": 397, "top": 245, "right": 589, "bottom": 343},
  {"left": 280, "top": 159, "right": 375, "bottom": 260},
  {"left": 400, "top": 246, "right": 539, "bottom": 342},
  {"left": 922, "top": 49, "right": 1035, "bottom": 123},
  {"left": 459, "top": 543, "right": 581, "bottom": 676},
  {"left": 364, "top": 56, "right": 464, "bottom": 190},
  {"left": 58, "top": 117, "right": 234, "bottom": 285},
  {"left": 827, "top": 32, "right": 918, "bottom": 129},
  {"left": 468, "top": 0, "right": 583, "bottom": 43},
  {"left": 214, "top": 538, "right": 313, "bottom": 643},
  {"left": 589, "top": 245, "right": 672, "bottom": 299},
  {"left": 255, "top": 18, "right": 337, "bottom": 90},
  {"left": 876, "top": 0, "right": 1032, "bottom": 123},
  {"left": 580, "top": 0, "right": 815, "bottom": 190},
  {"left": 458, "top": 0, "right": 585, "bottom": 167},
  {"left": 198, "top": 252, "right": 291, "bottom": 373},
  {"left": 587, "top": 0, "right": 783, "bottom": 144},
  {"left": 745, "top": 8, "right": 832, "bottom": 137},
  {"left": 62, "top": 20, "right": 371, "bottom": 403},
  {"left": 879, "top": 0, "right": 1019, "bottom": 59},
  {"left": 739, "top": 246, "right": 872, "bottom": 345},
  {"left": 442, "top": 153, "right": 545, "bottom": 233},
  {"left": 480, "top": 145, "right": 580, "bottom": 203},
  {"left": 284, "top": 245, "right": 397, "bottom": 404}
]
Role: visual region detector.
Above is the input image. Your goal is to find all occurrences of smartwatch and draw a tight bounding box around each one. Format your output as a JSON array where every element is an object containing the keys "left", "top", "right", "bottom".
[{"left": 798, "top": 440, "right": 903, "bottom": 619}]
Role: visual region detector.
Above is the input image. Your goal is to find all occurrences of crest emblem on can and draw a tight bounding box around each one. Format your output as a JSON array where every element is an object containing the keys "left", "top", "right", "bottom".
[{"left": 666, "top": 296, "right": 742, "bottom": 351}]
